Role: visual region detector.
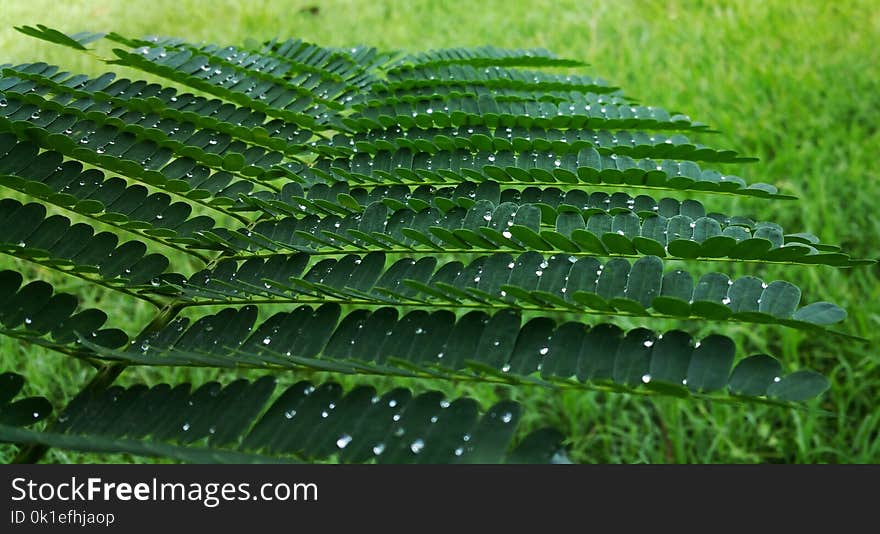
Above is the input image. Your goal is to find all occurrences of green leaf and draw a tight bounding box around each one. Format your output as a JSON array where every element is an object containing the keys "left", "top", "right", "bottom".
[
  {"left": 15, "top": 25, "right": 92, "bottom": 50},
  {"left": 728, "top": 355, "right": 782, "bottom": 397},
  {"left": 791, "top": 302, "right": 847, "bottom": 325},
  {"left": 759, "top": 281, "right": 801, "bottom": 318},
  {"left": 686, "top": 335, "right": 735, "bottom": 393},
  {"left": 767, "top": 371, "right": 830, "bottom": 402}
]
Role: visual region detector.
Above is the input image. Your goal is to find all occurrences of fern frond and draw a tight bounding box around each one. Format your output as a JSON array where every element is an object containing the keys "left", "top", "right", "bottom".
[
  {"left": 304, "top": 147, "right": 786, "bottom": 199},
  {"left": 0, "top": 372, "right": 565, "bottom": 464},
  {"left": 214, "top": 198, "right": 863, "bottom": 267},
  {"left": 78, "top": 304, "right": 829, "bottom": 404},
  {"left": 311, "top": 126, "right": 756, "bottom": 163},
  {"left": 389, "top": 46, "right": 588, "bottom": 70},
  {"left": 155, "top": 252, "right": 849, "bottom": 335}
]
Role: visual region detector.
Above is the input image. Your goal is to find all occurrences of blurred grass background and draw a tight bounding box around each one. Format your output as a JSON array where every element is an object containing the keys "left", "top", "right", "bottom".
[{"left": 0, "top": 0, "right": 878, "bottom": 463}]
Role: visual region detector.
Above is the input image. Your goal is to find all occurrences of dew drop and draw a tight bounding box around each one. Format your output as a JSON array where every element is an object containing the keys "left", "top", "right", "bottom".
[
  {"left": 336, "top": 434, "right": 353, "bottom": 449},
  {"left": 372, "top": 443, "right": 386, "bottom": 455},
  {"left": 773, "top": 376, "right": 781, "bottom": 383},
  {"left": 284, "top": 409, "right": 297, "bottom": 419},
  {"left": 181, "top": 423, "right": 191, "bottom": 431},
  {"left": 539, "top": 347, "right": 549, "bottom": 355},
  {"left": 262, "top": 336, "right": 272, "bottom": 345},
  {"left": 641, "top": 374, "right": 652, "bottom": 384},
  {"left": 501, "top": 412, "right": 513, "bottom": 423},
  {"left": 410, "top": 439, "right": 425, "bottom": 454}
]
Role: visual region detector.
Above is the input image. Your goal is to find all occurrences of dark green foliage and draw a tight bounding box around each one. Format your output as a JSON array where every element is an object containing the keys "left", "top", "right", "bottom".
[
  {"left": 0, "top": 372, "right": 560, "bottom": 463},
  {"left": 0, "top": 25, "right": 866, "bottom": 463}
]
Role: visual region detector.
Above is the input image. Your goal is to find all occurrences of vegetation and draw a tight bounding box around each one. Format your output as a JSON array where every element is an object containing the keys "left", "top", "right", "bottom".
[{"left": 0, "top": 0, "right": 877, "bottom": 463}]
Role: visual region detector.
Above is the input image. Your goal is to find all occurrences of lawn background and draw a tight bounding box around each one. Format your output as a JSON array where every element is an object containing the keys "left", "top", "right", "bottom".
[{"left": 0, "top": 0, "right": 877, "bottom": 463}]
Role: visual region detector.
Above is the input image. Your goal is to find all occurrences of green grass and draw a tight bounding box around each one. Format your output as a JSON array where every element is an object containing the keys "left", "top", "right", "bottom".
[{"left": 0, "top": 0, "right": 878, "bottom": 463}]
